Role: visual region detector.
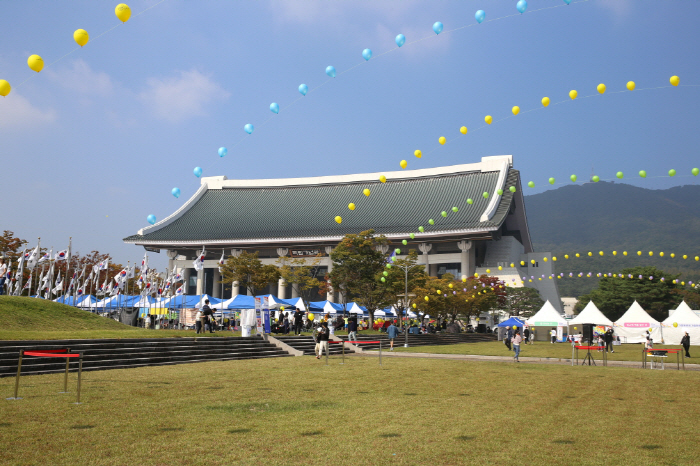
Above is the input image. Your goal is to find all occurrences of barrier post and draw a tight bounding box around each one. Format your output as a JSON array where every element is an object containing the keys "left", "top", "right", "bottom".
[
  {"left": 681, "top": 350, "right": 685, "bottom": 371},
  {"left": 603, "top": 346, "right": 607, "bottom": 367},
  {"left": 379, "top": 341, "right": 382, "bottom": 366},
  {"left": 325, "top": 343, "right": 328, "bottom": 366},
  {"left": 61, "top": 347, "right": 71, "bottom": 393},
  {"left": 8, "top": 350, "right": 24, "bottom": 400},
  {"left": 75, "top": 355, "right": 83, "bottom": 404},
  {"left": 341, "top": 341, "right": 345, "bottom": 365}
]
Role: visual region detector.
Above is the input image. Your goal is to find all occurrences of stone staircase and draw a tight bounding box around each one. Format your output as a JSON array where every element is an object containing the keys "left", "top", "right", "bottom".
[
  {"left": 274, "top": 335, "right": 355, "bottom": 356},
  {"left": 0, "top": 336, "right": 291, "bottom": 378}
]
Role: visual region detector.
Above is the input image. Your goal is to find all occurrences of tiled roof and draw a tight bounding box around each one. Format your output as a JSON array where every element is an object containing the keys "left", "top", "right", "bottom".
[{"left": 124, "top": 167, "right": 521, "bottom": 246}]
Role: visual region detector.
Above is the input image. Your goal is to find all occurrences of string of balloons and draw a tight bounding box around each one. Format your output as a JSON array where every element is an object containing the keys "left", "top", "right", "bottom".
[
  {"left": 167, "top": 0, "right": 588, "bottom": 220},
  {"left": 0, "top": 3, "right": 169, "bottom": 97}
]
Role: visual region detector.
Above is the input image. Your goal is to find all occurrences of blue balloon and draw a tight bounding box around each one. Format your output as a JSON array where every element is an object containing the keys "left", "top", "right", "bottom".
[
  {"left": 362, "top": 48, "right": 372, "bottom": 61},
  {"left": 395, "top": 34, "right": 405, "bottom": 47},
  {"left": 193, "top": 166, "right": 202, "bottom": 177},
  {"left": 475, "top": 10, "right": 485, "bottom": 23},
  {"left": 218, "top": 147, "right": 227, "bottom": 157},
  {"left": 433, "top": 22, "right": 443, "bottom": 35},
  {"left": 270, "top": 102, "right": 279, "bottom": 114},
  {"left": 298, "top": 84, "right": 308, "bottom": 96},
  {"left": 325, "top": 66, "right": 336, "bottom": 78},
  {"left": 171, "top": 187, "right": 180, "bottom": 198},
  {"left": 147, "top": 214, "right": 156, "bottom": 225},
  {"left": 244, "top": 124, "right": 254, "bottom": 134},
  {"left": 516, "top": 0, "right": 527, "bottom": 14},
  {"left": 563, "top": 0, "right": 571, "bottom": 3}
]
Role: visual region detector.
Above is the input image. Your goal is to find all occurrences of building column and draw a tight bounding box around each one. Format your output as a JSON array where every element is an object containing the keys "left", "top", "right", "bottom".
[
  {"left": 278, "top": 278, "right": 287, "bottom": 299},
  {"left": 196, "top": 269, "right": 204, "bottom": 295},
  {"left": 457, "top": 240, "right": 473, "bottom": 281},
  {"left": 212, "top": 269, "right": 221, "bottom": 298},
  {"left": 232, "top": 281, "right": 239, "bottom": 297},
  {"left": 419, "top": 243, "right": 432, "bottom": 275},
  {"left": 183, "top": 268, "right": 191, "bottom": 295},
  {"left": 325, "top": 247, "right": 334, "bottom": 302},
  {"left": 291, "top": 284, "right": 299, "bottom": 299}
]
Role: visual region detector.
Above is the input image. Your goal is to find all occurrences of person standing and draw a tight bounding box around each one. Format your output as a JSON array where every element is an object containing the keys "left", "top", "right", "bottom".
[
  {"left": 201, "top": 299, "right": 215, "bottom": 333},
  {"left": 505, "top": 327, "right": 513, "bottom": 351},
  {"left": 604, "top": 328, "right": 614, "bottom": 353},
  {"left": 523, "top": 327, "right": 531, "bottom": 345},
  {"left": 512, "top": 330, "right": 523, "bottom": 362},
  {"left": 317, "top": 321, "right": 330, "bottom": 360},
  {"left": 0, "top": 257, "right": 7, "bottom": 295},
  {"left": 681, "top": 332, "right": 691, "bottom": 358},
  {"left": 347, "top": 316, "right": 358, "bottom": 343},
  {"left": 550, "top": 328, "right": 557, "bottom": 344},
  {"left": 195, "top": 308, "right": 203, "bottom": 334},
  {"left": 387, "top": 320, "right": 400, "bottom": 351},
  {"left": 293, "top": 309, "right": 304, "bottom": 335},
  {"left": 312, "top": 324, "right": 321, "bottom": 358}
]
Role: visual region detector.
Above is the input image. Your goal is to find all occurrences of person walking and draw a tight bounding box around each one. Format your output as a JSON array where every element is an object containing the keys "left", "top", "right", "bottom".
[
  {"left": 0, "top": 257, "right": 7, "bottom": 295},
  {"left": 317, "top": 321, "right": 330, "bottom": 359},
  {"left": 195, "top": 308, "right": 203, "bottom": 334},
  {"left": 312, "top": 324, "right": 321, "bottom": 358},
  {"left": 681, "top": 332, "right": 691, "bottom": 358},
  {"left": 201, "top": 299, "right": 215, "bottom": 333},
  {"left": 387, "top": 320, "right": 400, "bottom": 351},
  {"left": 293, "top": 309, "right": 304, "bottom": 335},
  {"left": 512, "top": 330, "right": 523, "bottom": 362},
  {"left": 605, "top": 328, "right": 614, "bottom": 353},
  {"left": 347, "top": 316, "right": 358, "bottom": 343},
  {"left": 505, "top": 327, "right": 513, "bottom": 351}
]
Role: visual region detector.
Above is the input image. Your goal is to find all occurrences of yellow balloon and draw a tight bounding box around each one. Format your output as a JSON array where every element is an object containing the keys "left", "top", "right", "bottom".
[
  {"left": 543, "top": 257, "right": 548, "bottom": 262},
  {"left": 334, "top": 215, "right": 342, "bottom": 224},
  {"left": 74, "top": 29, "right": 89, "bottom": 47},
  {"left": 439, "top": 136, "right": 446, "bottom": 145},
  {"left": 597, "top": 83, "right": 606, "bottom": 94},
  {"left": 414, "top": 149, "right": 422, "bottom": 158},
  {"left": 564, "top": 255, "right": 569, "bottom": 259},
  {"left": 400, "top": 160, "right": 407, "bottom": 169},
  {"left": 682, "top": 281, "right": 686, "bottom": 286},
  {"left": 512, "top": 106, "right": 520, "bottom": 115},
  {"left": 486, "top": 269, "right": 491, "bottom": 273},
  {"left": 308, "top": 312, "right": 315, "bottom": 320},
  {"left": 673, "top": 322, "right": 678, "bottom": 328},
  {"left": 115, "top": 3, "right": 131, "bottom": 23},
  {"left": 626, "top": 81, "right": 635, "bottom": 91},
  {"left": 659, "top": 252, "right": 664, "bottom": 257},
  {"left": 27, "top": 55, "right": 44, "bottom": 73},
  {"left": 498, "top": 265, "right": 502, "bottom": 270},
  {"left": 623, "top": 251, "right": 628, "bottom": 256},
  {"left": 541, "top": 97, "right": 550, "bottom": 107},
  {"left": 424, "top": 296, "right": 429, "bottom": 301},
  {"left": 613, "top": 251, "right": 617, "bottom": 256},
  {"left": 474, "top": 273, "right": 478, "bottom": 277},
  {"left": 695, "top": 256, "right": 699, "bottom": 261},
  {"left": 0, "top": 79, "right": 11, "bottom": 97},
  {"left": 363, "top": 188, "right": 370, "bottom": 197},
  {"left": 348, "top": 203, "right": 355, "bottom": 210},
  {"left": 649, "top": 251, "right": 653, "bottom": 256},
  {"left": 553, "top": 256, "right": 557, "bottom": 261},
  {"left": 512, "top": 325, "right": 517, "bottom": 330},
  {"left": 412, "top": 303, "right": 417, "bottom": 308},
  {"left": 437, "top": 290, "right": 441, "bottom": 294},
  {"left": 531, "top": 259, "right": 535, "bottom": 264},
  {"left": 569, "top": 90, "right": 577, "bottom": 100},
  {"left": 670, "top": 75, "right": 680, "bottom": 87},
  {"left": 637, "top": 251, "right": 642, "bottom": 256},
  {"left": 379, "top": 175, "right": 386, "bottom": 183},
  {"left": 683, "top": 255, "right": 688, "bottom": 259},
  {"left": 599, "top": 251, "right": 604, "bottom": 256},
  {"left": 575, "top": 253, "right": 580, "bottom": 258},
  {"left": 485, "top": 115, "right": 492, "bottom": 125},
  {"left": 671, "top": 253, "right": 675, "bottom": 258},
  {"left": 449, "top": 283, "right": 453, "bottom": 288},
  {"left": 462, "top": 277, "right": 466, "bottom": 282},
  {"left": 460, "top": 126, "right": 468, "bottom": 134}
]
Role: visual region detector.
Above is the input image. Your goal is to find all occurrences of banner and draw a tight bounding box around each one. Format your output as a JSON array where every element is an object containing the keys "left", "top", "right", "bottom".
[{"left": 263, "top": 309, "right": 270, "bottom": 334}]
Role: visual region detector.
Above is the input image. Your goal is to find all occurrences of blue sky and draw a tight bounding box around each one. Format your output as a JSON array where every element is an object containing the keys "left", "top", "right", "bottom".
[{"left": 2, "top": 0, "right": 699, "bottom": 270}]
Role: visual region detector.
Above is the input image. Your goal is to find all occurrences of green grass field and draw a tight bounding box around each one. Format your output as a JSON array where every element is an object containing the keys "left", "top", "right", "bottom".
[{"left": 1, "top": 355, "right": 698, "bottom": 466}]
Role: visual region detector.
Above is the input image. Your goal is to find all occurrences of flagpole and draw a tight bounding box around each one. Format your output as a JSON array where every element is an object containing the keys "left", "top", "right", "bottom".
[{"left": 65, "top": 237, "right": 72, "bottom": 305}]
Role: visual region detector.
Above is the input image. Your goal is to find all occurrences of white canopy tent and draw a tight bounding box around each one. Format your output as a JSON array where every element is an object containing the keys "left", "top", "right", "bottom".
[
  {"left": 284, "top": 297, "right": 307, "bottom": 312},
  {"left": 613, "top": 300, "right": 660, "bottom": 344},
  {"left": 663, "top": 301, "right": 700, "bottom": 345},
  {"left": 348, "top": 302, "right": 367, "bottom": 315},
  {"left": 568, "top": 301, "right": 614, "bottom": 327},
  {"left": 526, "top": 301, "right": 569, "bottom": 327}
]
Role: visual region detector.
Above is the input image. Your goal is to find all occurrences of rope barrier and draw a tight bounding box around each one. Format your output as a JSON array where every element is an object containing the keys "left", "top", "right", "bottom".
[
  {"left": 24, "top": 351, "right": 81, "bottom": 358},
  {"left": 7, "top": 349, "right": 83, "bottom": 403}
]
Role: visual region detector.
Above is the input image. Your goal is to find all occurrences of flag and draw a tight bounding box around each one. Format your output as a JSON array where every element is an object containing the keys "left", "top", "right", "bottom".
[
  {"left": 175, "top": 286, "right": 183, "bottom": 295},
  {"left": 137, "top": 274, "right": 145, "bottom": 289},
  {"left": 38, "top": 249, "right": 52, "bottom": 264},
  {"left": 52, "top": 271, "right": 63, "bottom": 294},
  {"left": 26, "top": 245, "right": 40, "bottom": 269},
  {"left": 193, "top": 247, "right": 205, "bottom": 272},
  {"left": 66, "top": 278, "right": 75, "bottom": 294},
  {"left": 140, "top": 253, "right": 149, "bottom": 272},
  {"left": 77, "top": 283, "right": 84, "bottom": 296},
  {"left": 218, "top": 250, "right": 225, "bottom": 273},
  {"left": 54, "top": 250, "right": 68, "bottom": 261},
  {"left": 127, "top": 265, "right": 135, "bottom": 279},
  {"left": 22, "top": 274, "right": 32, "bottom": 290},
  {"left": 93, "top": 259, "right": 109, "bottom": 273}
]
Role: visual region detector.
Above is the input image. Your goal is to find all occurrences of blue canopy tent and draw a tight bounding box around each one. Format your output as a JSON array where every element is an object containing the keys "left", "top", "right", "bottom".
[
  {"left": 163, "top": 295, "right": 207, "bottom": 309},
  {"left": 497, "top": 317, "right": 526, "bottom": 328},
  {"left": 220, "top": 294, "right": 255, "bottom": 310},
  {"left": 309, "top": 300, "right": 344, "bottom": 314}
]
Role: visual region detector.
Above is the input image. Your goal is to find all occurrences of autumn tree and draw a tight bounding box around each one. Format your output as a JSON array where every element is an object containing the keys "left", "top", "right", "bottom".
[
  {"left": 220, "top": 251, "right": 280, "bottom": 296},
  {"left": 277, "top": 254, "right": 325, "bottom": 312},
  {"left": 380, "top": 250, "right": 427, "bottom": 321}
]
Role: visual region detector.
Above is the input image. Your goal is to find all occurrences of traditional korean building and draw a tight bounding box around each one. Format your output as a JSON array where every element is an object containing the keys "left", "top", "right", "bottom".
[{"left": 123, "top": 155, "right": 562, "bottom": 311}]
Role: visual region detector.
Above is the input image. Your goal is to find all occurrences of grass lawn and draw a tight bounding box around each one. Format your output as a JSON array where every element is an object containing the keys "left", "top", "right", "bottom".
[
  {"left": 387, "top": 340, "right": 696, "bottom": 363},
  {"left": 1, "top": 355, "right": 699, "bottom": 465}
]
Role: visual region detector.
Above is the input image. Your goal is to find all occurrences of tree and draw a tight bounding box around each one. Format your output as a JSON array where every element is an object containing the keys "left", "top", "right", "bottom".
[
  {"left": 329, "top": 229, "right": 390, "bottom": 325},
  {"left": 0, "top": 230, "right": 27, "bottom": 266},
  {"left": 277, "top": 254, "right": 325, "bottom": 312},
  {"left": 220, "top": 251, "right": 280, "bottom": 296},
  {"left": 576, "top": 266, "right": 682, "bottom": 321},
  {"left": 503, "top": 287, "right": 544, "bottom": 318},
  {"left": 413, "top": 274, "right": 503, "bottom": 324},
  {"left": 380, "top": 250, "right": 427, "bottom": 321}
]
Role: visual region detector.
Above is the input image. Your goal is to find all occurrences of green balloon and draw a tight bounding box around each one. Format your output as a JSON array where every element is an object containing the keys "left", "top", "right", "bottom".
[
  {"left": 527, "top": 181, "right": 535, "bottom": 188},
  {"left": 441, "top": 211, "right": 447, "bottom": 217},
  {"left": 428, "top": 219, "right": 434, "bottom": 225},
  {"left": 383, "top": 271, "right": 388, "bottom": 276},
  {"left": 570, "top": 174, "right": 577, "bottom": 182},
  {"left": 381, "top": 277, "right": 386, "bottom": 282},
  {"left": 483, "top": 192, "right": 489, "bottom": 199},
  {"left": 467, "top": 198, "right": 473, "bottom": 205},
  {"left": 616, "top": 171, "right": 624, "bottom": 179},
  {"left": 452, "top": 206, "right": 458, "bottom": 212},
  {"left": 497, "top": 189, "right": 503, "bottom": 195},
  {"left": 409, "top": 233, "right": 415, "bottom": 239},
  {"left": 395, "top": 248, "right": 401, "bottom": 254},
  {"left": 693, "top": 168, "right": 699, "bottom": 176},
  {"left": 418, "top": 226, "right": 424, "bottom": 232},
  {"left": 402, "top": 239, "right": 408, "bottom": 245},
  {"left": 669, "top": 169, "right": 676, "bottom": 177},
  {"left": 509, "top": 186, "right": 516, "bottom": 193},
  {"left": 639, "top": 170, "right": 647, "bottom": 178},
  {"left": 548, "top": 177, "right": 555, "bottom": 185},
  {"left": 592, "top": 175, "right": 600, "bottom": 182},
  {"left": 386, "top": 263, "right": 391, "bottom": 268}
]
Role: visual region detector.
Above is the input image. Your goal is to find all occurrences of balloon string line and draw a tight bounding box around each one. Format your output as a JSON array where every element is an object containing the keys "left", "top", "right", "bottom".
[{"left": 13, "top": 1, "right": 168, "bottom": 91}]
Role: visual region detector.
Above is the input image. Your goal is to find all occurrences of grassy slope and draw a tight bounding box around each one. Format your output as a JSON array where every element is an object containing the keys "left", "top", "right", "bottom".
[
  {"left": 0, "top": 296, "right": 234, "bottom": 340},
  {"left": 0, "top": 356, "right": 698, "bottom": 465}
]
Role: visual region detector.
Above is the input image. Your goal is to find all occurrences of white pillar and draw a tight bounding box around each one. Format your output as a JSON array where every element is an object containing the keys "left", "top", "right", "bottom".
[
  {"left": 196, "top": 269, "right": 204, "bottom": 295},
  {"left": 291, "top": 284, "right": 299, "bottom": 299},
  {"left": 457, "top": 240, "right": 473, "bottom": 281},
  {"left": 232, "top": 281, "right": 239, "bottom": 297},
  {"left": 325, "top": 247, "right": 334, "bottom": 302},
  {"left": 213, "top": 269, "right": 221, "bottom": 298},
  {"left": 419, "top": 243, "right": 432, "bottom": 275},
  {"left": 278, "top": 278, "right": 286, "bottom": 299},
  {"left": 183, "top": 268, "right": 191, "bottom": 295}
]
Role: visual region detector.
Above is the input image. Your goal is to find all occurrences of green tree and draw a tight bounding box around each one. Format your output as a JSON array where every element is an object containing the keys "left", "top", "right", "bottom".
[
  {"left": 220, "top": 251, "right": 280, "bottom": 296},
  {"left": 277, "top": 254, "right": 325, "bottom": 312},
  {"left": 414, "top": 274, "right": 503, "bottom": 324},
  {"left": 329, "top": 229, "right": 390, "bottom": 325},
  {"left": 381, "top": 250, "right": 427, "bottom": 321},
  {"left": 503, "top": 287, "right": 544, "bottom": 318},
  {"left": 576, "top": 266, "right": 681, "bottom": 321}
]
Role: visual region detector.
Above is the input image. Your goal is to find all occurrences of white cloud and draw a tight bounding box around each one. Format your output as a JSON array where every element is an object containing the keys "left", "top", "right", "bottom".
[
  {"left": 139, "top": 69, "right": 230, "bottom": 123},
  {"left": 46, "top": 59, "right": 114, "bottom": 96},
  {"left": 0, "top": 93, "right": 56, "bottom": 128}
]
